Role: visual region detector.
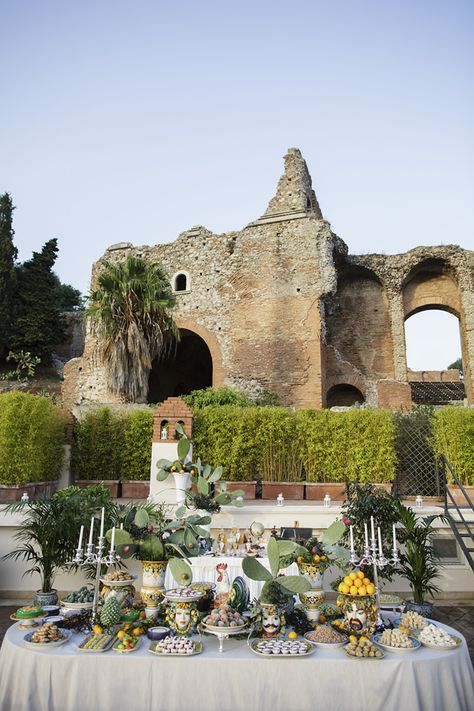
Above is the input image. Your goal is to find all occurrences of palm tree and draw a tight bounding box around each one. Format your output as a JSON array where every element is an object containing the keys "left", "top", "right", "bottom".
[{"left": 86, "top": 255, "right": 178, "bottom": 402}]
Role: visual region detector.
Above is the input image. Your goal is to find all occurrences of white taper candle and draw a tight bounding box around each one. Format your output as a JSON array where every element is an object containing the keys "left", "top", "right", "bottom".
[
  {"left": 350, "top": 525, "right": 355, "bottom": 552},
  {"left": 78, "top": 525, "right": 84, "bottom": 550},
  {"left": 392, "top": 523, "right": 397, "bottom": 550},
  {"left": 378, "top": 527, "right": 383, "bottom": 556},
  {"left": 99, "top": 508, "right": 105, "bottom": 538},
  {"left": 371, "top": 515, "right": 375, "bottom": 541},
  {"left": 110, "top": 526, "right": 115, "bottom": 552},
  {"left": 364, "top": 523, "right": 369, "bottom": 548},
  {"left": 88, "top": 516, "right": 94, "bottom": 546}
]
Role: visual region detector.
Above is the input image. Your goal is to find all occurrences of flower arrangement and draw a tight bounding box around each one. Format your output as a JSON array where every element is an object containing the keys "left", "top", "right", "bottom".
[{"left": 294, "top": 519, "right": 350, "bottom": 573}]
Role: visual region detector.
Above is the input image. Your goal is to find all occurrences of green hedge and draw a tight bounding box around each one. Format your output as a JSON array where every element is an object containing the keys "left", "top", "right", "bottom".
[
  {"left": 433, "top": 407, "right": 474, "bottom": 485},
  {"left": 71, "top": 408, "right": 124, "bottom": 481},
  {"left": 121, "top": 410, "right": 153, "bottom": 481},
  {"left": 0, "top": 392, "right": 66, "bottom": 485}
]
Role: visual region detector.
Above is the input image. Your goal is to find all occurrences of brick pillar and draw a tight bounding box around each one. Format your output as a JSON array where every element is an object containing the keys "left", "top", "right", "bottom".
[{"left": 389, "top": 292, "right": 407, "bottom": 381}]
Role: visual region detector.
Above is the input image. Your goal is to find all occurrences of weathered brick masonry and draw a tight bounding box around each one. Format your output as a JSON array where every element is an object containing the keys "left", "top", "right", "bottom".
[{"left": 62, "top": 149, "right": 474, "bottom": 409}]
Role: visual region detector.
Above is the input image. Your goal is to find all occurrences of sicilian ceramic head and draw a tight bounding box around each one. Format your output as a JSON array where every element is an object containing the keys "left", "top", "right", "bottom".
[
  {"left": 345, "top": 601, "right": 367, "bottom": 632},
  {"left": 166, "top": 602, "right": 199, "bottom": 636},
  {"left": 261, "top": 605, "right": 285, "bottom": 638}
]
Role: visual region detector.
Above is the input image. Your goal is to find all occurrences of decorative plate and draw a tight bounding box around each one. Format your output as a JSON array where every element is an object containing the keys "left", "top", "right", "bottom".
[
  {"left": 77, "top": 633, "right": 118, "bottom": 653},
  {"left": 148, "top": 640, "right": 203, "bottom": 657},
  {"left": 99, "top": 575, "right": 136, "bottom": 587},
  {"left": 23, "top": 629, "right": 72, "bottom": 649},
  {"left": 372, "top": 633, "right": 421, "bottom": 653},
  {"left": 419, "top": 636, "right": 462, "bottom": 651},
  {"left": 249, "top": 639, "right": 314, "bottom": 657},
  {"left": 112, "top": 637, "right": 142, "bottom": 653},
  {"left": 60, "top": 600, "right": 94, "bottom": 610},
  {"left": 164, "top": 588, "right": 204, "bottom": 602},
  {"left": 304, "top": 631, "right": 347, "bottom": 648},
  {"left": 229, "top": 576, "right": 249, "bottom": 613}
]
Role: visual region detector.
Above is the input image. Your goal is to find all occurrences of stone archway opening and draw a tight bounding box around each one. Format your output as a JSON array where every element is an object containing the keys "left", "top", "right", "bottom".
[
  {"left": 327, "top": 384, "right": 365, "bottom": 408},
  {"left": 147, "top": 328, "right": 213, "bottom": 403}
]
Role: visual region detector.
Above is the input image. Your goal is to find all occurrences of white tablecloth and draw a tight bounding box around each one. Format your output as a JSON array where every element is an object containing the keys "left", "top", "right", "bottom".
[
  {"left": 1, "top": 619, "right": 473, "bottom": 711},
  {"left": 164, "top": 556, "right": 299, "bottom": 599}
]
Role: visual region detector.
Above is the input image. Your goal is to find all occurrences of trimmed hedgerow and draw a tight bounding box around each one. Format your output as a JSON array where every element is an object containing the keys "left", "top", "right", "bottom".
[
  {"left": 0, "top": 391, "right": 66, "bottom": 485},
  {"left": 71, "top": 407, "right": 124, "bottom": 481},
  {"left": 121, "top": 410, "right": 154, "bottom": 481},
  {"left": 433, "top": 407, "right": 474, "bottom": 485}
]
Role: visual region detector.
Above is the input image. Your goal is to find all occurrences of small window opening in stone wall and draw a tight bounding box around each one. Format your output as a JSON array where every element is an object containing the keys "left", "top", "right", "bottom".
[
  {"left": 174, "top": 273, "right": 188, "bottom": 292},
  {"left": 160, "top": 420, "right": 169, "bottom": 439},
  {"left": 327, "top": 384, "right": 365, "bottom": 408}
]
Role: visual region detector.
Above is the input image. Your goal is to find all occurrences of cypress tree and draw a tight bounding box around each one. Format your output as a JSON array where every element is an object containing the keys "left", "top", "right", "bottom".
[
  {"left": 10, "top": 238, "right": 66, "bottom": 362},
  {"left": 0, "top": 193, "right": 18, "bottom": 356}
]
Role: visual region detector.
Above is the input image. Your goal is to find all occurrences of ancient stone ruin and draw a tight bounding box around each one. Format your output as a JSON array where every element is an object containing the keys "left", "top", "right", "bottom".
[{"left": 63, "top": 148, "right": 474, "bottom": 409}]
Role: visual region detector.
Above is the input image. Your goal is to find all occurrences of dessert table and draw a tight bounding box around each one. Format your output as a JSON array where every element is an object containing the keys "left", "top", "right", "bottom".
[{"left": 1, "top": 619, "right": 473, "bottom": 711}]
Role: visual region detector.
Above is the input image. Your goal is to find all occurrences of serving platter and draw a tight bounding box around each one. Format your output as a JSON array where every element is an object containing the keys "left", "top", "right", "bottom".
[
  {"left": 249, "top": 639, "right": 314, "bottom": 657},
  {"left": 343, "top": 644, "right": 385, "bottom": 660},
  {"left": 419, "top": 636, "right": 462, "bottom": 651},
  {"left": 77, "top": 633, "right": 118, "bottom": 653},
  {"left": 23, "top": 629, "right": 72, "bottom": 650},
  {"left": 201, "top": 621, "right": 248, "bottom": 634},
  {"left": 112, "top": 637, "right": 142, "bottom": 653},
  {"left": 148, "top": 640, "right": 203, "bottom": 657},
  {"left": 304, "top": 631, "right": 347, "bottom": 649},
  {"left": 372, "top": 633, "right": 421, "bottom": 654},
  {"left": 99, "top": 575, "right": 136, "bottom": 587},
  {"left": 60, "top": 600, "right": 94, "bottom": 610}
]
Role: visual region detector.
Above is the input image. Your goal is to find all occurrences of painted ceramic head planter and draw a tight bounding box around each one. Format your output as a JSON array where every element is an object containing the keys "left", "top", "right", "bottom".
[
  {"left": 165, "top": 601, "right": 199, "bottom": 636},
  {"left": 260, "top": 604, "right": 285, "bottom": 638}
]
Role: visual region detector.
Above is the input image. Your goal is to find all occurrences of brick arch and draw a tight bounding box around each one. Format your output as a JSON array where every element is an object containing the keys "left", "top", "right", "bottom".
[
  {"left": 174, "top": 319, "right": 225, "bottom": 388},
  {"left": 403, "top": 260, "right": 460, "bottom": 319},
  {"left": 325, "top": 371, "right": 367, "bottom": 400}
]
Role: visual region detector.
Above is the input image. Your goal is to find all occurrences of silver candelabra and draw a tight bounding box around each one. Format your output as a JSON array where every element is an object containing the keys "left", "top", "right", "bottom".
[
  {"left": 348, "top": 532, "right": 400, "bottom": 604},
  {"left": 71, "top": 537, "right": 119, "bottom": 623}
]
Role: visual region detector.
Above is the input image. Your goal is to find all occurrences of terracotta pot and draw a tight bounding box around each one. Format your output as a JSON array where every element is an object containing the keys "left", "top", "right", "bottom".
[
  {"left": 227, "top": 482, "right": 257, "bottom": 499},
  {"left": 261, "top": 482, "right": 304, "bottom": 500},
  {"left": 0, "top": 480, "right": 59, "bottom": 503},
  {"left": 305, "top": 483, "right": 346, "bottom": 501},
  {"left": 121, "top": 481, "right": 150, "bottom": 499},
  {"left": 75, "top": 480, "right": 119, "bottom": 497}
]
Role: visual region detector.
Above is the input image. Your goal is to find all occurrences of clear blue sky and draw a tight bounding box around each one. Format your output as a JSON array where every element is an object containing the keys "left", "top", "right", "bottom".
[{"left": 1, "top": 0, "right": 472, "bottom": 369}]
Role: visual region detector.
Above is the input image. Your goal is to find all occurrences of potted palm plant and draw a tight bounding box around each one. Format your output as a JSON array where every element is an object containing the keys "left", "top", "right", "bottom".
[
  {"left": 2, "top": 485, "right": 113, "bottom": 605},
  {"left": 395, "top": 501, "right": 445, "bottom": 617}
]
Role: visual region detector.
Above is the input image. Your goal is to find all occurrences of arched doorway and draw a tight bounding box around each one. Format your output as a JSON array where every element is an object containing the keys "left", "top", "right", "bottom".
[
  {"left": 147, "top": 328, "right": 213, "bottom": 403},
  {"left": 327, "top": 384, "right": 365, "bottom": 408}
]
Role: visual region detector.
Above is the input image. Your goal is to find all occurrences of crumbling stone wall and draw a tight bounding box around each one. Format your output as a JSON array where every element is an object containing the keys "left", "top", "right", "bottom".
[{"left": 63, "top": 149, "right": 474, "bottom": 410}]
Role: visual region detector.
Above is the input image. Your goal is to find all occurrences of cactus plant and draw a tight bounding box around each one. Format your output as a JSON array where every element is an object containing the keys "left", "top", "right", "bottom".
[{"left": 242, "top": 538, "right": 311, "bottom": 604}]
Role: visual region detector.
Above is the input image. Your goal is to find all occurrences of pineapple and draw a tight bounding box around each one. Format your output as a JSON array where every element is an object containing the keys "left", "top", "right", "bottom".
[{"left": 100, "top": 597, "right": 121, "bottom": 628}]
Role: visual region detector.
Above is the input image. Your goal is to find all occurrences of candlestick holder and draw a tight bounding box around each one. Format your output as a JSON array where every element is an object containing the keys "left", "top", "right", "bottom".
[
  {"left": 349, "top": 538, "right": 399, "bottom": 605},
  {"left": 70, "top": 536, "right": 119, "bottom": 624}
]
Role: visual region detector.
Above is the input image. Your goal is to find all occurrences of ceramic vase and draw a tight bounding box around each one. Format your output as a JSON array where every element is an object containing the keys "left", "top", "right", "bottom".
[
  {"left": 297, "top": 562, "right": 324, "bottom": 589},
  {"left": 299, "top": 589, "right": 326, "bottom": 625},
  {"left": 35, "top": 589, "right": 59, "bottom": 607},
  {"left": 172, "top": 471, "right": 191, "bottom": 505},
  {"left": 337, "top": 593, "right": 379, "bottom": 634},
  {"left": 259, "top": 603, "right": 286, "bottom": 638},
  {"left": 141, "top": 560, "right": 167, "bottom": 588},
  {"left": 165, "top": 600, "right": 200, "bottom": 636},
  {"left": 140, "top": 586, "right": 164, "bottom": 619}
]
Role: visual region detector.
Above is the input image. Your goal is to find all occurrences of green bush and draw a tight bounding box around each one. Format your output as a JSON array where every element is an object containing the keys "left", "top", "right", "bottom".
[
  {"left": 0, "top": 391, "right": 66, "bottom": 485},
  {"left": 71, "top": 407, "right": 124, "bottom": 481},
  {"left": 433, "top": 407, "right": 474, "bottom": 485},
  {"left": 297, "top": 408, "right": 396, "bottom": 483},
  {"left": 121, "top": 410, "right": 153, "bottom": 481},
  {"left": 256, "top": 407, "right": 303, "bottom": 481},
  {"left": 182, "top": 386, "right": 252, "bottom": 409}
]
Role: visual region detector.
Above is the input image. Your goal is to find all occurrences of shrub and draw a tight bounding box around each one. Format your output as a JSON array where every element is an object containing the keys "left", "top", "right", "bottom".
[
  {"left": 71, "top": 407, "right": 124, "bottom": 481},
  {"left": 0, "top": 391, "right": 66, "bottom": 485},
  {"left": 182, "top": 387, "right": 252, "bottom": 409},
  {"left": 256, "top": 407, "right": 302, "bottom": 482},
  {"left": 121, "top": 410, "right": 153, "bottom": 481},
  {"left": 433, "top": 407, "right": 474, "bottom": 485},
  {"left": 297, "top": 408, "right": 396, "bottom": 484}
]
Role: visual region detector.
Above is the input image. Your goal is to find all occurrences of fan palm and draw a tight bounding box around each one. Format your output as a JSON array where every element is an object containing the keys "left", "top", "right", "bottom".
[{"left": 86, "top": 255, "right": 178, "bottom": 402}]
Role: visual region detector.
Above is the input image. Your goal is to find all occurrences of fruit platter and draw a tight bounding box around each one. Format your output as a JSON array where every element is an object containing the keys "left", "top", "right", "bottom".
[
  {"left": 149, "top": 637, "right": 203, "bottom": 656},
  {"left": 344, "top": 637, "right": 384, "bottom": 659},
  {"left": 373, "top": 629, "right": 421, "bottom": 654},
  {"left": 78, "top": 633, "right": 118, "bottom": 653},
  {"left": 418, "top": 624, "right": 462, "bottom": 651},
  {"left": 24, "top": 623, "right": 72, "bottom": 649},
  {"left": 61, "top": 586, "right": 94, "bottom": 609},
  {"left": 113, "top": 631, "right": 142, "bottom": 653},
  {"left": 304, "top": 625, "right": 347, "bottom": 648},
  {"left": 250, "top": 638, "right": 314, "bottom": 657}
]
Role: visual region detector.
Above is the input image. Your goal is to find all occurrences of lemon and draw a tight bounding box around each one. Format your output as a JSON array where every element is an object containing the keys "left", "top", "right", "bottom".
[
  {"left": 349, "top": 572, "right": 357, "bottom": 581},
  {"left": 354, "top": 578, "right": 362, "bottom": 588},
  {"left": 343, "top": 576, "right": 352, "bottom": 586},
  {"left": 288, "top": 631, "right": 298, "bottom": 639},
  {"left": 358, "top": 586, "right": 367, "bottom": 596},
  {"left": 313, "top": 554, "right": 320, "bottom": 563},
  {"left": 363, "top": 577, "right": 371, "bottom": 586},
  {"left": 338, "top": 583, "right": 345, "bottom": 593},
  {"left": 132, "top": 627, "right": 141, "bottom": 637},
  {"left": 340, "top": 583, "right": 350, "bottom": 594},
  {"left": 92, "top": 625, "right": 103, "bottom": 635},
  {"left": 349, "top": 635, "right": 357, "bottom": 643},
  {"left": 117, "top": 630, "right": 126, "bottom": 639},
  {"left": 350, "top": 585, "right": 358, "bottom": 596},
  {"left": 366, "top": 583, "right": 375, "bottom": 595},
  {"left": 356, "top": 571, "right": 365, "bottom": 580},
  {"left": 360, "top": 636, "right": 368, "bottom": 642},
  {"left": 321, "top": 555, "right": 327, "bottom": 561},
  {"left": 297, "top": 556, "right": 305, "bottom": 564}
]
